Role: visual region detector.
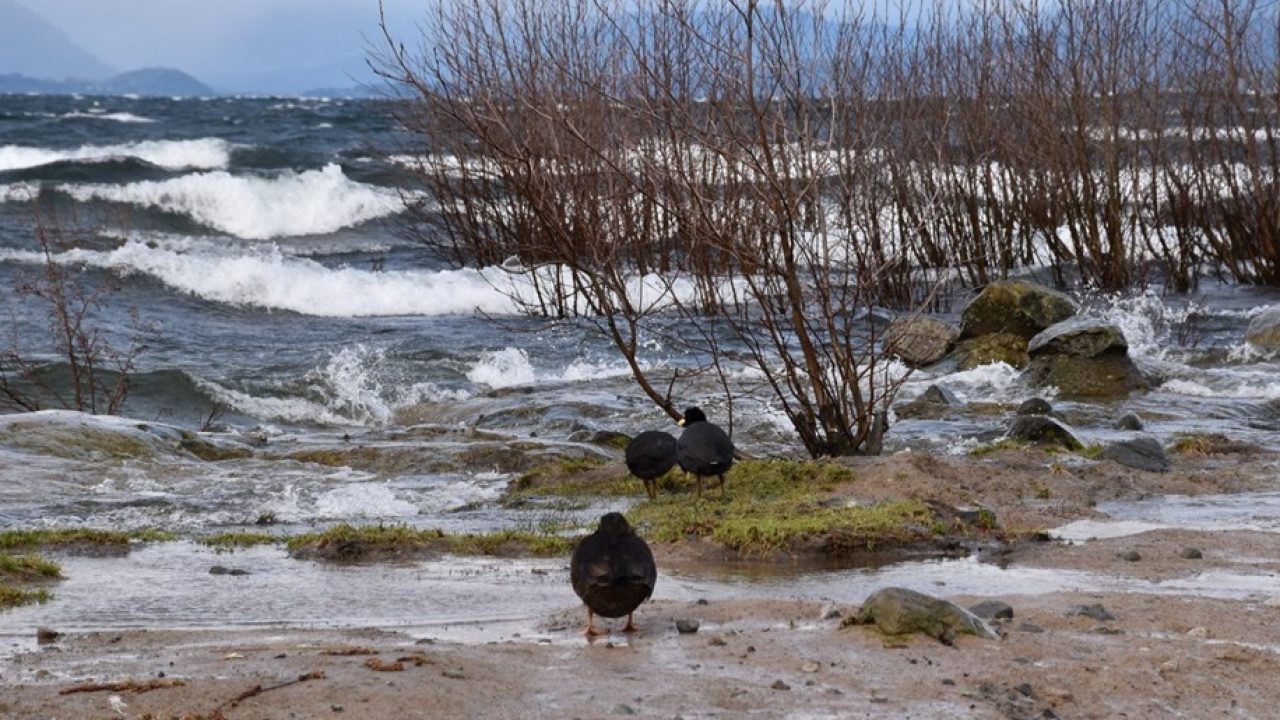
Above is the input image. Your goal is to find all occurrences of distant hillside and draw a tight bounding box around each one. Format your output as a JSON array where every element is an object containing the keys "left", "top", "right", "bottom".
[
  {"left": 98, "top": 68, "right": 213, "bottom": 97},
  {"left": 0, "top": 68, "right": 214, "bottom": 97},
  {"left": 0, "top": 0, "right": 115, "bottom": 80}
]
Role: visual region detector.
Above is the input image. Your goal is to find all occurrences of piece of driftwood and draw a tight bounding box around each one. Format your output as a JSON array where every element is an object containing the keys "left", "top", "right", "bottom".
[{"left": 60, "top": 678, "right": 187, "bottom": 695}]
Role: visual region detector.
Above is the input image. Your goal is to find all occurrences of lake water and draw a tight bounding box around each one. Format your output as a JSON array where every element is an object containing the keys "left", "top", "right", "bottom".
[{"left": 2, "top": 94, "right": 1279, "bottom": 640}]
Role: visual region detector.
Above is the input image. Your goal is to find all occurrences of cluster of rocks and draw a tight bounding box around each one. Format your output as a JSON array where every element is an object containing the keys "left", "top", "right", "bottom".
[{"left": 887, "top": 279, "right": 1157, "bottom": 398}]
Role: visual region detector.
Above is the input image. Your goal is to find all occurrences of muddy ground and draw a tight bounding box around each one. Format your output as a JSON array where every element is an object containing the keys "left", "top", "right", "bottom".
[{"left": 3, "top": 448, "right": 1278, "bottom": 719}]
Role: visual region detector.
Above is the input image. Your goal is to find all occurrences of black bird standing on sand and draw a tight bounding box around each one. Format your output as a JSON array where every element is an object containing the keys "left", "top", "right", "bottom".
[
  {"left": 676, "top": 406, "right": 734, "bottom": 498},
  {"left": 570, "top": 512, "right": 657, "bottom": 636},
  {"left": 625, "top": 430, "right": 677, "bottom": 500}
]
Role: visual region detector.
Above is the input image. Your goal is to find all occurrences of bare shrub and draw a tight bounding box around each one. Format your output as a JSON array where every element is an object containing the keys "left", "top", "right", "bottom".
[{"left": 0, "top": 205, "right": 153, "bottom": 415}]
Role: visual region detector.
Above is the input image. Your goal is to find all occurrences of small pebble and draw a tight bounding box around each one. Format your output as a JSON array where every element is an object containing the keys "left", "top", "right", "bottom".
[
  {"left": 676, "top": 619, "right": 700, "bottom": 634},
  {"left": 442, "top": 668, "right": 466, "bottom": 679},
  {"left": 35, "top": 627, "right": 60, "bottom": 644},
  {"left": 941, "top": 679, "right": 956, "bottom": 686},
  {"left": 708, "top": 637, "right": 727, "bottom": 647},
  {"left": 771, "top": 680, "right": 790, "bottom": 691},
  {"left": 1017, "top": 622, "right": 1045, "bottom": 634},
  {"left": 1186, "top": 627, "right": 1209, "bottom": 638},
  {"left": 1120, "top": 550, "right": 1141, "bottom": 562},
  {"left": 1014, "top": 683, "right": 1034, "bottom": 697},
  {"left": 696, "top": 598, "right": 709, "bottom": 605},
  {"left": 801, "top": 661, "right": 820, "bottom": 673},
  {"left": 330, "top": 705, "right": 344, "bottom": 713},
  {"left": 612, "top": 704, "right": 635, "bottom": 715},
  {"left": 819, "top": 604, "right": 842, "bottom": 620},
  {"left": 1180, "top": 547, "right": 1203, "bottom": 559}
]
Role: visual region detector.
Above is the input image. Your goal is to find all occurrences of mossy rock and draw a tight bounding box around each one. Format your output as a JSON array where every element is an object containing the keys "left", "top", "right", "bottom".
[
  {"left": 1244, "top": 306, "right": 1280, "bottom": 348},
  {"left": 180, "top": 437, "right": 253, "bottom": 462},
  {"left": 1026, "top": 354, "right": 1150, "bottom": 398},
  {"left": 959, "top": 280, "right": 1077, "bottom": 341},
  {"left": 849, "top": 586, "right": 1000, "bottom": 644},
  {"left": 955, "top": 332, "right": 1029, "bottom": 370}
]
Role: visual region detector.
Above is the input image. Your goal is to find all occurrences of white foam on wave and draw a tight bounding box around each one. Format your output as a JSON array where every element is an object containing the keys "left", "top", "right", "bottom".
[
  {"left": 910, "top": 362, "right": 1041, "bottom": 404},
  {"left": 1160, "top": 377, "right": 1280, "bottom": 400},
  {"left": 314, "top": 484, "right": 419, "bottom": 519},
  {"left": 305, "top": 344, "right": 472, "bottom": 424},
  {"left": 60, "top": 111, "right": 156, "bottom": 124},
  {"left": 467, "top": 348, "right": 537, "bottom": 388},
  {"left": 466, "top": 348, "right": 640, "bottom": 390},
  {"left": 0, "top": 240, "right": 522, "bottom": 317},
  {"left": 0, "top": 138, "right": 231, "bottom": 172},
  {"left": 58, "top": 163, "right": 399, "bottom": 240}
]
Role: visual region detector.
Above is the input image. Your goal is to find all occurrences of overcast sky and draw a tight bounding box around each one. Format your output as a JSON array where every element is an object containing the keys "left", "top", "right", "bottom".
[{"left": 28, "top": 0, "right": 424, "bottom": 93}]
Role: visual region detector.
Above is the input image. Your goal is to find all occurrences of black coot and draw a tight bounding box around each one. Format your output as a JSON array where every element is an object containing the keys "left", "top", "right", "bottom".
[
  {"left": 570, "top": 512, "right": 657, "bottom": 635},
  {"left": 625, "top": 430, "right": 677, "bottom": 500},
  {"left": 676, "top": 406, "right": 734, "bottom": 498}
]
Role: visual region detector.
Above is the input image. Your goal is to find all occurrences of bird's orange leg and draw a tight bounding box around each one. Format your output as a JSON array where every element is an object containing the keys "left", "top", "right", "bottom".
[
  {"left": 623, "top": 612, "right": 640, "bottom": 633},
  {"left": 584, "top": 608, "right": 605, "bottom": 637}
]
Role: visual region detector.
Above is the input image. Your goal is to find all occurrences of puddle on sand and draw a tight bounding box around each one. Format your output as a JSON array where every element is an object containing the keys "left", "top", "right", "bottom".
[
  {"left": 1054, "top": 491, "right": 1280, "bottom": 541},
  {"left": 4, "top": 539, "right": 1277, "bottom": 662}
]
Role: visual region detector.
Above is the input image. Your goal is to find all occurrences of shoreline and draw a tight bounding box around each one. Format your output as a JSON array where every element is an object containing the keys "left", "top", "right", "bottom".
[{"left": 3, "top": 446, "right": 1279, "bottom": 718}]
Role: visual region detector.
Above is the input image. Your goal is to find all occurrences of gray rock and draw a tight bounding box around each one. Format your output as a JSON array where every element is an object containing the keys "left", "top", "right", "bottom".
[
  {"left": 1098, "top": 436, "right": 1170, "bottom": 472},
  {"left": 895, "top": 385, "right": 962, "bottom": 420},
  {"left": 1120, "top": 550, "right": 1141, "bottom": 562},
  {"left": 853, "top": 587, "right": 1000, "bottom": 644},
  {"left": 771, "top": 680, "right": 791, "bottom": 691},
  {"left": 676, "top": 618, "right": 700, "bottom": 634},
  {"left": 1017, "top": 398, "right": 1053, "bottom": 416},
  {"left": 819, "top": 603, "right": 843, "bottom": 620},
  {"left": 612, "top": 704, "right": 636, "bottom": 715},
  {"left": 35, "top": 627, "right": 60, "bottom": 643},
  {"left": 959, "top": 280, "right": 1078, "bottom": 340},
  {"left": 1006, "top": 415, "right": 1084, "bottom": 451},
  {"left": 1180, "top": 547, "right": 1203, "bottom": 559},
  {"left": 968, "top": 600, "right": 1014, "bottom": 620},
  {"left": 1027, "top": 318, "right": 1152, "bottom": 399},
  {"left": 1016, "top": 622, "right": 1045, "bottom": 633},
  {"left": 1245, "top": 306, "right": 1280, "bottom": 348},
  {"left": 1067, "top": 603, "right": 1115, "bottom": 621},
  {"left": 886, "top": 316, "right": 960, "bottom": 367},
  {"left": 1114, "top": 412, "right": 1144, "bottom": 430}
]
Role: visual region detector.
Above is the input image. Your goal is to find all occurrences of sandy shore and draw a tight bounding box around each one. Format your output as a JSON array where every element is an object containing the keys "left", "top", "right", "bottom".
[{"left": 4, "top": 449, "right": 1280, "bottom": 719}]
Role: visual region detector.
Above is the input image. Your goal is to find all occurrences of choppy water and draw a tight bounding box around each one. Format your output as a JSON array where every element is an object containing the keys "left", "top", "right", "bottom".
[{"left": 2, "top": 94, "right": 1280, "bottom": 638}]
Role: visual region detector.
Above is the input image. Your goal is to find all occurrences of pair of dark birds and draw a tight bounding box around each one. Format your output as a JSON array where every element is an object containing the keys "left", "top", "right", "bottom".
[
  {"left": 570, "top": 407, "right": 732, "bottom": 635},
  {"left": 625, "top": 406, "right": 734, "bottom": 500}
]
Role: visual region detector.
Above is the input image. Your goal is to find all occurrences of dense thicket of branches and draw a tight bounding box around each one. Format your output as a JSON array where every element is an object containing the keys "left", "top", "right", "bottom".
[{"left": 376, "top": 0, "right": 1279, "bottom": 457}]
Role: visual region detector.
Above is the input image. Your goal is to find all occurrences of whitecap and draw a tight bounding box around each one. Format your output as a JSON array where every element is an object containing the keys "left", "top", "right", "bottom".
[
  {"left": 0, "top": 138, "right": 231, "bottom": 172},
  {"left": 467, "top": 348, "right": 537, "bottom": 388},
  {"left": 58, "top": 163, "right": 400, "bottom": 239}
]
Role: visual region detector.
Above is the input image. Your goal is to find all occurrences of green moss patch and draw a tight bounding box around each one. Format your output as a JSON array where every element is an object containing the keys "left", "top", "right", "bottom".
[
  {"left": 198, "top": 532, "right": 282, "bottom": 551},
  {"left": 0, "top": 553, "right": 62, "bottom": 581},
  {"left": 1170, "top": 433, "right": 1262, "bottom": 456},
  {"left": 0, "top": 528, "right": 175, "bottom": 553},
  {"left": 0, "top": 585, "right": 50, "bottom": 610},
  {"left": 286, "top": 523, "right": 576, "bottom": 562},
  {"left": 616, "top": 459, "right": 978, "bottom": 556}
]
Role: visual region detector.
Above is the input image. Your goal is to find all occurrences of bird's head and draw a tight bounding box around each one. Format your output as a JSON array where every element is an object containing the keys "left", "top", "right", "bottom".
[
  {"left": 597, "top": 512, "right": 633, "bottom": 536},
  {"left": 680, "top": 406, "right": 707, "bottom": 426}
]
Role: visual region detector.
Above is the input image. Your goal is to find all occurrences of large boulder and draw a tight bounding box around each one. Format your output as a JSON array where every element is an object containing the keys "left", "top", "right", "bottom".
[
  {"left": 1098, "top": 436, "right": 1170, "bottom": 472},
  {"left": 1026, "top": 317, "right": 1152, "bottom": 398},
  {"left": 851, "top": 587, "right": 1000, "bottom": 644},
  {"left": 955, "top": 332, "right": 1030, "bottom": 370},
  {"left": 1006, "top": 414, "right": 1084, "bottom": 450},
  {"left": 885, "top": 316, "right": 960, "bottom": 367},
  {"left": 1245, "top": 306, "right": 1280, "bottom": 348},
  {"left": 959, "top": 280, "right": 1078, "bottom": 340}
]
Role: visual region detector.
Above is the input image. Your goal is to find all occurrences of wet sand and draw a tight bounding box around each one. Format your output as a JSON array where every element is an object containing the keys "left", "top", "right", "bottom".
[{"left": 4, "top": 449, "right": 1280, "bottom": 719}]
